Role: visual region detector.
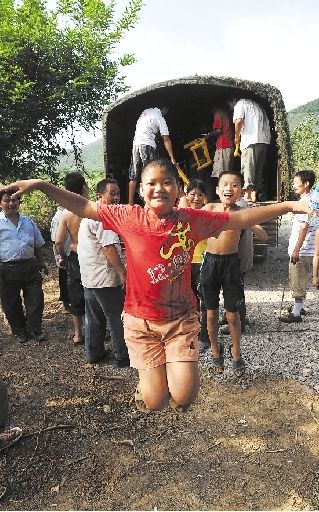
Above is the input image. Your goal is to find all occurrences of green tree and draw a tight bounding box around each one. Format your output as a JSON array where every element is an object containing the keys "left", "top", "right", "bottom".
[
  {"left": 291, "top": 115, "right": 319, "bottom": 175},
  {"left": 0, "top": 0, "right": 142, "bottom": 182}
]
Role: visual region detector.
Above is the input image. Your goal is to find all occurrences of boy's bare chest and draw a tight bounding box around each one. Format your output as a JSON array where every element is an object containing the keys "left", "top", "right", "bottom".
[{"left": 206, "top": 229, "right": 241, "bottom": 255}]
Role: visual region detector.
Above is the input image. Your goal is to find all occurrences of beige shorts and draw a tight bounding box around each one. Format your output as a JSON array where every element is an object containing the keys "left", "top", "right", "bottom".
[
  {"left": 123, "top": 310, "right": 200, "bottom": 369},
  {"left": 289, "top": 256, "right": 312, "bottom": 299},
  {"left": 212, "top": 147, "right": 234, "bottom": 177}
]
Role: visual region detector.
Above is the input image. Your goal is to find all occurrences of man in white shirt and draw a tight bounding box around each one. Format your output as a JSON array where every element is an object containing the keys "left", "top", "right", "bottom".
[
  {"left": 128, "top": 106, "right": 176, "bottom": 205},
  {"left": 77, "top": 178, "right": 129, "bottom": 366},
  {"left": 279, "top": 170, "right": 316, "bottom": 323},
  {"left": 228, "top": 98, "right": 271, "bottom": 202}
]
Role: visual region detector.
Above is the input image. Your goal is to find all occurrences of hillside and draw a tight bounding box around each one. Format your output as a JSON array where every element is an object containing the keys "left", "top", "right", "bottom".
[
  {"left": 59, "top": 98, "right": 319, "bottom": 172},
  {"left": 59, "top": 138, "right": 104, "bottom": 173},
  {"left": 287, "top": 98, "right": 319, "bottom": 131}
]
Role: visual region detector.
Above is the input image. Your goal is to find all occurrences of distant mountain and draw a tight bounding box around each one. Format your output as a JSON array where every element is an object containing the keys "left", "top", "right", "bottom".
[
  {"left": 59, "top": 138, "right": 104, "bottom": 173},
  {"left": 287, "top": 98, "right": 319, "bottom": 131},
  {"left": 59, "top": 98, "right": 319, "bottom": 171}
]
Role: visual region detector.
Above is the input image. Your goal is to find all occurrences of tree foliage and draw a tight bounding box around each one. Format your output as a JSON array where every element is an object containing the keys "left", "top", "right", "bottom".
[
  {"left": 0, "top": 0, "right": 142, "bottom": 182},
  {"left": 291, "top": 115, "right": 319, "bottom": 175}
]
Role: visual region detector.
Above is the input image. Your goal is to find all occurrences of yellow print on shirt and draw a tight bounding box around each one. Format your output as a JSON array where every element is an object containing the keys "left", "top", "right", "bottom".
[{"left": 159, "top": 222, "right": 195, "bottom": 260}]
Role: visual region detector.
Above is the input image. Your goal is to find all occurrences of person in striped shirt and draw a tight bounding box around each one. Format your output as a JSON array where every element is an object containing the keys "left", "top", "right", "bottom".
[{"left": 279, "top": 169, "right": 316, "bottom": 323}]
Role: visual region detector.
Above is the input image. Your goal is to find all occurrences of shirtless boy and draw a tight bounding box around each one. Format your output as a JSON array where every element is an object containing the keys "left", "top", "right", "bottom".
[
  {"left": 201, "top": 170, "right": 264, "bottom": 376},
  {"left": 55, "top": 172, "right": 89, "bottom": 344}
]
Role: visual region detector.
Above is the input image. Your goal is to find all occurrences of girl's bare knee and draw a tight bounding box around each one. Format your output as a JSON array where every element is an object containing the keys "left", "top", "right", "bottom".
[{"left": 144, "top": 392, "right": 170, "bottom": 411}]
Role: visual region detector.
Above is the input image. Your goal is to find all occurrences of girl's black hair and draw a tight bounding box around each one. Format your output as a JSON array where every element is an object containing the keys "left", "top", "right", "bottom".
[
  {"left": 142, "top": 158, "right": 178, "bottom": 181},
  {"left": 186, "top": 179, "right": 207, "bottom": 195}
]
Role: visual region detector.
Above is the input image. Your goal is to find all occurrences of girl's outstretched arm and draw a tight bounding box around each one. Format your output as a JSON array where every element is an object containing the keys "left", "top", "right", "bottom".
[{"left": 0, "top": 179, "right": 99, "bottom": 220}]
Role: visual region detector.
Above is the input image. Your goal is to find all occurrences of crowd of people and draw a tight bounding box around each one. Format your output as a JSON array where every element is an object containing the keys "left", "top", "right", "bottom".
[
  {"left": 0, "top": 98, "right": 318, "bottom": 497},
  {"left": 0, "top": 161, "right": 314, "bottom": 412}
]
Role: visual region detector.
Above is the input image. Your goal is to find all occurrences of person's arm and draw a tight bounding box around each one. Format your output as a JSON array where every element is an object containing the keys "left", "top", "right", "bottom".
[
  {"left": 234, "top": 118, "right": 243, "bottom": 145},
  {"left": 290, "top": 221, "right": 309, "bottom": 264},
  {"left": 55, "top": 213, "right": 69, "bottom": 268},
  {"left": 162, "top": 135, "right": 176, "bottom": 164},
  {"left": 34, "top": 246, "right": 49, "bottom": 275},
  {"left": 250, "top": 224, "right": 268, "bottom": 241},
  {"left": 313, "top": 230, "right": 319, "bottom": 288},
  {"left": 226, "top": 201, "right": 313, "bottom": 231},
  {"left": 1, "top": 180, "right": 98, "bottom": 220},
  {"left": 204, "top": 128, "right": 221, "bottom": 140},
  {"left": 102, "top": 245, "right": 126, "bottom": 287}
]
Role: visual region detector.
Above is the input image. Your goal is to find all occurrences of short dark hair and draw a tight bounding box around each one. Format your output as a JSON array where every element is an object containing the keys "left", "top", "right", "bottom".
[
  {"left": 218, "top": 170, "right": 244, "bottom": 187},
  {"left": 186, "top": 179, "right": 207, "bottom": 195},
  {"left": 294, "top": 170, "right": 316, "bottom": 189},
  {"left": 64, "top": 171, "right": 87, "bottom": 195},
  {"left": 141, "top": 158, "right": 178, "bottom": 182},
  {"left": 96, "top": 178, "right": 118, "bottom": 195},
  {"left": 0, "top": 188, "right": 19, "bottom": 202}
]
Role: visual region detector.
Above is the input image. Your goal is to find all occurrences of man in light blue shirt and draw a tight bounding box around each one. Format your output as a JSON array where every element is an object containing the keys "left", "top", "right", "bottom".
[{"left": 0, "top": 189, "right": 48, "bottom": 343}]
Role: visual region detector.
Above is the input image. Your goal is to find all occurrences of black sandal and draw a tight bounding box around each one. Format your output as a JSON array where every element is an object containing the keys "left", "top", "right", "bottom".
[
  {"left": 212, "top": 342, "right": 224, "bottom": 373},
  {"left": 229, "top": 344, "right": 246, "bottom": 377}
]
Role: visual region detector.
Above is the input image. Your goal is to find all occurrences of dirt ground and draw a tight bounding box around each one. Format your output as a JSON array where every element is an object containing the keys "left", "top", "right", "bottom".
[{"left": 1, "top": 243, "right": 319, "bottom": 511}]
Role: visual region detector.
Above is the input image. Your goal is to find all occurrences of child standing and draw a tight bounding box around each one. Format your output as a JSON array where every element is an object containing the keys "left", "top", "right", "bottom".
[
  {"left": 200, "top": 171, "right": 267, "bottom": 376},
  {"left": 178, "top": 179, "right": 210, "bottom": 351},
  {"left": 279, "top": 170, "right": 316, "bottom": 323},
  {"left": 219, "top": 196, "right": 268, "bottom": 335},
  {"left": 1, "top": 160, "right": 313, "bottom": 411}
]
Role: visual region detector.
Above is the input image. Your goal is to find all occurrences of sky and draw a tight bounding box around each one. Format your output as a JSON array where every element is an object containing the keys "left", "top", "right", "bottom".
[{"left": 79, "top": 0, "right": 319, "bottom": 144}]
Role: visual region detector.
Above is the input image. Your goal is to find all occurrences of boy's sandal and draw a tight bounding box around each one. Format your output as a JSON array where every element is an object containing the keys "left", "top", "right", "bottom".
[
  {"left": 0, "top": 426, "right": 23, "bottom": 452},
  {"left": 134, "top": 384, "right": 151, "bottom": 414},
  {"left": 212, "top": 342, "right": 224, "bottom": 374},
  {"left": 229, "top": 344, "right": 246, "bottom": 377}
]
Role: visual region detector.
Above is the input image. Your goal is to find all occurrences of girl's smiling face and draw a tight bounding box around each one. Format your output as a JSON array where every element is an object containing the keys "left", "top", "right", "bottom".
[{"left": 140, "top": 164, "right": 179, "bottom": 217}]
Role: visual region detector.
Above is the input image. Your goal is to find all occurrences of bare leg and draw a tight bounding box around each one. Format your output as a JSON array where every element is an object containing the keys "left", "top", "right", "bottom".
[
  {"left": 128, "top": 180, "right": 137, "bottom": 206},
  {"left": 206, "top": 308, "right": 221, "bottom": 358},
  {"left": 226, "top": 310, "right": 241, "bottom": 360},
  {"left": 72, "top": 314, "right": 83, "bottom": 343},
  {"left": 243, "top": 189, "right": 252, "bottom": 201},
  {"left": 166, "top": 361, "right": 199, "bottom": 408},
  {"left": 137, "top": 361, "right": 199, "bottom": 411},
  {"left": 138, "top": 365, "right": 170, "bottom": 411}
]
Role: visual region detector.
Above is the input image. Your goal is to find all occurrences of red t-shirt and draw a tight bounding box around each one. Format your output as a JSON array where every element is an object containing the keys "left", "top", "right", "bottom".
[
  {"left": 98, "top": 204, "right": 229, "bottom": 320},
  {"left": 213, "top": 111, "right": 232, "bottom": 149}
]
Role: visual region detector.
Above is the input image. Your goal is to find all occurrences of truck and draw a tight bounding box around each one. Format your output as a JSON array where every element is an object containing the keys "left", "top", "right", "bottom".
[{"left": 102, "top": 75, "right": 294, "bottom": 259}]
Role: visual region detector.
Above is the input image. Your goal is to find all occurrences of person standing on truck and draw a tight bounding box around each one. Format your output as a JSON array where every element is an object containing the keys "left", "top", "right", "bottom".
[
  {"left": 227, "top": 98, "right": 271, "bottom": 202},
  {"left": 205, "top": 107, "right": 234, "bottom": 177},
  {"left": 128, "top": 106, "right": 176, "bottom": 205}
]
